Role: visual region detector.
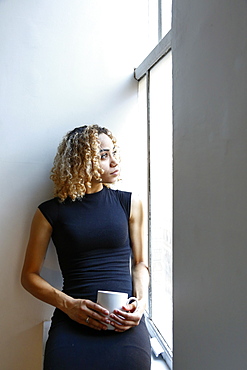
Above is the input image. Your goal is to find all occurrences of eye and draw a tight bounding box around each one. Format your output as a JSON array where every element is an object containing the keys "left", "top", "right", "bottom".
[{"left": 101, "top": 152, "right": 108, "bottom": 159}]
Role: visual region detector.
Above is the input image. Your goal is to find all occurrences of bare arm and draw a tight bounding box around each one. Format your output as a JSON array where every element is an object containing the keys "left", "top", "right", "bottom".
[
  {"left": 129, "top": 195, "right": 149, "bottom": 312},
  {"left": 21, "top": 209, "right": 67, "bottom": 308},
  {"left": 21, "top": 209, "right": 110, "bottom": 330},
  {"left": 109, "top": 195, "right": 149, "bottom": 332}
]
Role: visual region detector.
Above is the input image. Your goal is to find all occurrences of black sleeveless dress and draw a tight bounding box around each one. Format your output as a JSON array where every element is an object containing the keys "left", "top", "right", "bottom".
[{"left": 39, "top": 186, "right": 151, "bottom": 370}]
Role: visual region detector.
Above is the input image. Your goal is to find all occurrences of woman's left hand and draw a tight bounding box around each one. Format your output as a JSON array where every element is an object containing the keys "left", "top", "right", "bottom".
[{"left": 109, "top": 301, "right": 144, "bottom": 332}]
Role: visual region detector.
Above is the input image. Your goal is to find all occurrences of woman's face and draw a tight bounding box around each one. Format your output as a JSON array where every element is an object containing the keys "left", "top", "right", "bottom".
[{"left": 98, "top": 133, "right": 119, "bottom": 183}]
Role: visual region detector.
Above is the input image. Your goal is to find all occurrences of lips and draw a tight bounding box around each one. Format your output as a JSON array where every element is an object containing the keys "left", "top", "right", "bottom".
[{"left": 110, "top": 170, "right": 119, "bottom": 176}]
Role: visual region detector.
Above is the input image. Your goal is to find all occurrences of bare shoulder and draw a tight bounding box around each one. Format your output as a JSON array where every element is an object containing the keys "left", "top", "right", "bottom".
[
  {"left": 21, "top": 208, "right": 53, "bottom": 278},
  {"left": 130, "top": 193, "right": 143, "bottom": 222},
  {"left": 27, "top": 209, "right": 53, "bottom": 245},
  {"left": 32, "top": 208, "right": 52, "bottom": 231}
]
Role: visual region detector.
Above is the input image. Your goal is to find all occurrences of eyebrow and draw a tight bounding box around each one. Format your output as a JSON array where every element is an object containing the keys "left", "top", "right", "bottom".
[{"left": 99, "top": 146, "right": 115, "bottom": 153}]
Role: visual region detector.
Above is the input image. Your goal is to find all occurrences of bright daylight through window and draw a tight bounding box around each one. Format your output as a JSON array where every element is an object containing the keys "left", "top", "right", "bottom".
[
  {"left": 149, "top": 51, "right": 173, "bottom": 350},
  {"left": 135, "top": 1, "right": 173, "bottom": 368}
]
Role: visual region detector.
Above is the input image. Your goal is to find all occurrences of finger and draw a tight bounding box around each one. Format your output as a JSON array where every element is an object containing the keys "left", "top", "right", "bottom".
[
  {"left": 84, "top": 315, "right": 109, "bottom": 331},
  {"left": 83, "top": 301, "right": 110, "bottom": 324},
  {"left": 110, "top": 312, "right": 139, "bottom": 327},
  {"left": 110, "top": 319, "right": 133, "bottom": 332},
  {"left": 108, "top": 318, "right": 130, "bottom": 332},
  {"left": 87, "top": 301, "right": 109, "bottom": 316},
  {"left": 112, "top": 309, "right": 139, "bottom": 321},
  {"left": 122, "top": 303, "right": 137, "bottom": 313},
  {"left": 89, "top": 309, "right": 112, "bottom": 326},
  {"left": 114, "top": 326, "right": 130, "bottom": 333}
]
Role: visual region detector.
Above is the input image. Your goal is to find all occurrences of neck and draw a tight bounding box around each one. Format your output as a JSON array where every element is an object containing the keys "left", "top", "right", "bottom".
[{"left": 85, "top": 183, "right": 103, "bottom": 194}]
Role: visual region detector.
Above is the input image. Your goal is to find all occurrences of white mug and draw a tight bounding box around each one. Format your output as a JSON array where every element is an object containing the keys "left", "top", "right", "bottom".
[{"left": 97, "top": 290, "right": 139, "bottom": 330}]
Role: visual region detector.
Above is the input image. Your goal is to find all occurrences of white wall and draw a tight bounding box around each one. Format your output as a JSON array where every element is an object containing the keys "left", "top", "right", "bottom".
[
  {"left": 0, "top": 1, "right": 148, "bottom": 369},
  {"left": 173, "top": 0, "right": 247, "bottom": 369}
]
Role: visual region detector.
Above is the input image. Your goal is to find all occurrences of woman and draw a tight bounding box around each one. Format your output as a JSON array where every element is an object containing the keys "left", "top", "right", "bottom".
[{"left": 21, "top": 124, "right": 151, "bottom": 369}]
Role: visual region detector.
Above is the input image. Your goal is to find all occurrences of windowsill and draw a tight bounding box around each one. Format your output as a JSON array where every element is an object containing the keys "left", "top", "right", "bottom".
[{"left": 151, "top": 353, "right": 170, "bottom": 369}]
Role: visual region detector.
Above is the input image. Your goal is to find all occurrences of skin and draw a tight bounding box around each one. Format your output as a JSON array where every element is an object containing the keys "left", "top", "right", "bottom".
[{"left": 21, "top": 133, "right": 149, "bottom": 332}]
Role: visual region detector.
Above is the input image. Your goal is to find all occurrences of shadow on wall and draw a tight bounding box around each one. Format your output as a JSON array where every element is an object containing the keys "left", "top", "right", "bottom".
[{"left": 2, "top": 323, "right": 43, "bottom": 369}]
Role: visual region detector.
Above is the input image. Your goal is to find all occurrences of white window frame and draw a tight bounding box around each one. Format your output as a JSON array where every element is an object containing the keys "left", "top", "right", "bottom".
[{"left": 134, "top": 28, "right": 173, "bottom": 370}]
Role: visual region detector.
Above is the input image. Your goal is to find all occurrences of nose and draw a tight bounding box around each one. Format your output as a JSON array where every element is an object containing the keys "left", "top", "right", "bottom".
[{"left": 110, "top": 155, "right": 118, "bottom": 167}]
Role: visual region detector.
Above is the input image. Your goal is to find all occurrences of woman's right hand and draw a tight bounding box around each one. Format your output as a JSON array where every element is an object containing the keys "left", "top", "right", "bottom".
[{"left": 63, "top": 298, "right": 111, "bottom": 331}]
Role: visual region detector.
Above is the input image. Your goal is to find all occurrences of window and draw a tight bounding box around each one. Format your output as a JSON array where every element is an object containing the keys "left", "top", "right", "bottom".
[
  {"left": 149, "top": 51, "right": 173, "bottom": 348},
  {"left": 146, "top": 0, "right": 172, "bottom": 50},
  {"left": 134, "top": 1, "right": 173, "bottom": 368}
]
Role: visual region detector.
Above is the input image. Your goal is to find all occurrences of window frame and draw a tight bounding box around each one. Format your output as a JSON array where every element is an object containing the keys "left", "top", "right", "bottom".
[
  {"left": 134, "top": 30, "right": 171, "bottom": 81},
  {"left": 134, "top": 29, "right": 173, "bottom": 370}
]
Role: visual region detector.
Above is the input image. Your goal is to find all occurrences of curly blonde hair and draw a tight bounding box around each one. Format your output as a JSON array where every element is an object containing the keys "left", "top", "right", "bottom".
[{"left": 50, "top": 124, "right": 117, "bottom": 201}]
